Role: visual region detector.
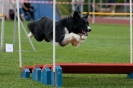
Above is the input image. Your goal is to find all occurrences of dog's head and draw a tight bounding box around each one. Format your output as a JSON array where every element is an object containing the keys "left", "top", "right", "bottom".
[{"left": 71, "top": 11, "right": 91, "bottom": 36}]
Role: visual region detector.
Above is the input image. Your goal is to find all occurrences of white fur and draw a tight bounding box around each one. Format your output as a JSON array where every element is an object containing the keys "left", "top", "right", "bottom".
[
  {"left": 62, "top": 28, "right": 81, "bottom": 47},
  {"left": 70, "top": 33, "right": 81, "bottom": 41},
  {"left": 63, "top": 27, "right": 88, "bottom": 47},
  {"left": 50, "top": 41, "right": 60, "bottom": 46},
  {"left": 64, "top": 27, "right": 69, "bottom": 34},
  {"left": 81, "top": 35, "right": 87, "bottom": 40},
  {"left": 62, "top": 27, "right": 72, "bottom": 42},
  {"left": 63, "top": 32, "right": 82, "bottom": 47},
  {"left": 64, "top": 34, "right": 73, "bottom": 41},
  {"left": 62, "top": 28, "right": 73, "bottom": 43},
  {"left": 51, "top": 27, "right": 70, "bottom": 46},
  {"left": 28, "top": 32, "right": 33, "bottom": 38},
  {"left": 63, "top": 31, "right": 81, "bottom": 44},
  {"left": 88, "top": 26, "right": 91, "bottom": 30}
]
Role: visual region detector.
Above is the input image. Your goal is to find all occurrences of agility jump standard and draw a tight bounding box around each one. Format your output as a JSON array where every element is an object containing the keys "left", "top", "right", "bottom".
[
  {"left": 22, "top": 63, "right": 133, "bottom": 74},
  {"left": 21, "top": 63, "right": 133, "bottom": 86}
]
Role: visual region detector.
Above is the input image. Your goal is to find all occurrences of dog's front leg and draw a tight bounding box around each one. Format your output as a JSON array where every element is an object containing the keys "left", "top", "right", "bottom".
[
  {"left": 70, "top": 33, "right": 81, "bottom": 47},
  {"left": 62, "top": 33, "right": 81, "bottom": 47},
  {"left": 70, "top": 33, "right": 80, "bottom": 42},
  {"left": 62, "top": 34, "right": 73, "bottom": 46}
]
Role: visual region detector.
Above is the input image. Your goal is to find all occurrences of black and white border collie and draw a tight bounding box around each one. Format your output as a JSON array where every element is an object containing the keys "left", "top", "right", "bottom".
[{"left": 28, "top": 11, "right": 91, "bottom": 47}]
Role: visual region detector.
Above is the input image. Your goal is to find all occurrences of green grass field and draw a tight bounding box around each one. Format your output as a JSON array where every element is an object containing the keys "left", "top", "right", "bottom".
[{"left": 0, "top": 21, "right": 132, "bottom": 88}]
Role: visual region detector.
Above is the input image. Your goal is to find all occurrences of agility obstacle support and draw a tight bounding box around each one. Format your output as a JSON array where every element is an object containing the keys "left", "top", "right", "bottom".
[
  {"left": 21, "top": 64, "right": 62, "bottom": 86},
  {"left": 21, "top": 63, "right": 133, "bottom": 86},
  {"left": 83, "top": 12, "right": 133, "bottom": 16}
]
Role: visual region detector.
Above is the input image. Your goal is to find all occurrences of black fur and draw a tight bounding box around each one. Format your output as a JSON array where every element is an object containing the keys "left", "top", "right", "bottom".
[{"left": 28, "top": 11, "right": 91, "bottom": 46}]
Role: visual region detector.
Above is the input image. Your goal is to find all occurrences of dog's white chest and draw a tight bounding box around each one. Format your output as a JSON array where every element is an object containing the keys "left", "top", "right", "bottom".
[{"left": 64, "top": 27, "right": 69, "bottom": 35}]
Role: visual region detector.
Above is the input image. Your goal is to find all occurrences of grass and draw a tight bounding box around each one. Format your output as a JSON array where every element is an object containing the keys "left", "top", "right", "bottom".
[{"left": 0, "top": 21, "right": 132, "bottom": 88}]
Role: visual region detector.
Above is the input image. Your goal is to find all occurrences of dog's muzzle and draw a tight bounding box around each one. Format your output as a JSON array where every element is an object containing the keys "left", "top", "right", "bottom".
[
  {"left": 87, "top": 26, "right": 91, "bottom": 32},
  {"left": 82, "top": 26, "right": 91, "bottom": 36}
]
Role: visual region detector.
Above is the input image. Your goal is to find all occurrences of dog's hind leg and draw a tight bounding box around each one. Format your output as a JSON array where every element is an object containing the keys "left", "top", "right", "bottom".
[{"left": 28, "top": 32, "right": 33, "bottom": 38}]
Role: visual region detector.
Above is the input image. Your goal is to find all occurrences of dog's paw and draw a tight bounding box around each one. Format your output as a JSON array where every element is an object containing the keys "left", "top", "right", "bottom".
[
  {"left": 28, "top": 32, "right": 33, "bottom": 38},
  {"left": 64, "top": 34, "right": 73, "bottom": 41},
  {"left": 70, "top": 33, "right": 80, "bottom": 41},
  {"left": 62, "top": 34, "right": 73, "bottom": 46},
  {"left": 71, "top": 38, "right": 81, "bottom": 47},
  {"left": 81, "top": 35, "right": 87, "bottom": 40}
]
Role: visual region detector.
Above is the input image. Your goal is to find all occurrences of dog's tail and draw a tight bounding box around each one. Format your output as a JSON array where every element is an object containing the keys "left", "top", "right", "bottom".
[
  {"left": 28, "top": 32, "right": 33, "bottom": 38},
  {"left": 27, "top": 18, "right": 45, "bottom": 42}
]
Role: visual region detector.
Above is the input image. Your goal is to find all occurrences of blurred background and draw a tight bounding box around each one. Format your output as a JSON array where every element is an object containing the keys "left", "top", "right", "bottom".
[{"left": 0, "top": 0, "right": 132, "bottom": 21}]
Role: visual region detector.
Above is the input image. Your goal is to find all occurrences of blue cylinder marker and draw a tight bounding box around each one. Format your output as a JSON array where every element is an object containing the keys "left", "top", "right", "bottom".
[
  {"left": 41, "top": 67, "right": 51, "bottom": 84},
  {"left": 32, "top": 67, "right": 41, "bottom": 81},
  {"left": 21, "top": 68, "right": 30, "bottom": 78},
  {"left": 127, "top": 73, "right": 133, "bottom": 79},
  {"left": 51, "top": 66, "right": 62, "bottom": 86}
]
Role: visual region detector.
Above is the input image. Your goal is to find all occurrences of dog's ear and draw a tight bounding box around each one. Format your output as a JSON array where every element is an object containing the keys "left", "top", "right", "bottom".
[
  {"left": 73, "top": 11, "right": 81, "bottom": 20},
  {"left": 83, "top": 12, "right": 89, "bottom": 19}
]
